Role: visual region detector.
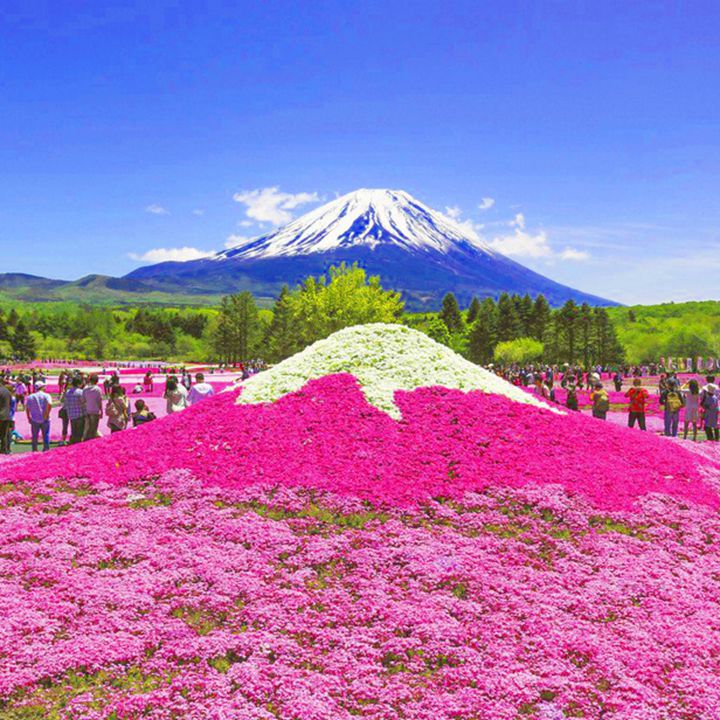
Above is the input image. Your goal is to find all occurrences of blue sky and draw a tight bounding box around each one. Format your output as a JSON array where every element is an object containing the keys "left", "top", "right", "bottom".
[{"left": 1, "top": 0, "right": 719, "bottom": 304}]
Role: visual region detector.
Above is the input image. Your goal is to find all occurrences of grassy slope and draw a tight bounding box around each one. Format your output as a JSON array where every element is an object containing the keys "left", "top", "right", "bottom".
[{"left": 607, "top": 301, "right": 720, "bottom": 364}]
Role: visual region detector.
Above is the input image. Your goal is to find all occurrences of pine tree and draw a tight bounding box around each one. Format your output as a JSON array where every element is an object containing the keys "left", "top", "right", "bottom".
[
  {"left": 518, "top": 294, "right": 534, "bottom": 336},
  {"left": 578, "top": 303, "right": 594, "bottom": 368},
  {"left": 439, "top": 292, "right": 464, "bottom": 333},
  {"left": 496, "top": 293, "right": 521, "bottom": 343},
  {"left": 212, "top": 292, "right": 262, "bottom": 363},
  {"left": 466, "top": 296, "right": 481, "bottom": 325},
  {"left": 11, "top": 320, "right": 36, "bottom": 361},
  {"left": 554, "top": 300, "right": 579, "bottom": 363},
  {"left": 530, "top": 294, "right": 551, "bottom": 343},
  {"left": 265, "top": 285, "right": 298, "bottom": 362},
  {"left": 467, "top": 298, "right": 498, "bottom": 364},
  {"left": 0, "top": 309, "right": 8, "bottom": 342},
  {"left": 593, "top": 308, "right": 625, "bottom": 365}
]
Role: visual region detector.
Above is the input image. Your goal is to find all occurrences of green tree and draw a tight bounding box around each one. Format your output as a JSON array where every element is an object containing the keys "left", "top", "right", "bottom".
[
  {"left": 213, "top": 292, "right": 263, "bottom": 363},
  {"left": 593, "top": 307, "right": 625, "bottom": 365},
  {"left": 518, "top": 294, "right": 534, "bottom": 336},
  {"left": 425, "top": 317, "right": 451, "bottom": 346},
  {"left": 496, "top": 293, "right": 521, "bottom": 343},
  {"left": 287, "top": 263, "right": 404, "bottom": 347},
  {"left": 577, "top": 303, "right": 594, "bottom": 368},
  {"left": 493, "top": 337, "right": 544, "bottom": 366},
  {"left": 467, "top": 298, "right": 498, "bottom": 364},
  {"left": 11, "top": 320, "right": 37, "bottom": 361},
  {"left": 265, "top": 285, "right": 298, "bottom": 362},
  {"left": 554, "top": 300, "right": 579, "bottom": 363},
  {"left": 439, "top": 292, "right": 464, "bottom": 333},
  {"left": 530, "top": 294, "right": 551, "bottom": 343},
  {"left": 466, "top": 296, "right": 481, "bottom": 325}
]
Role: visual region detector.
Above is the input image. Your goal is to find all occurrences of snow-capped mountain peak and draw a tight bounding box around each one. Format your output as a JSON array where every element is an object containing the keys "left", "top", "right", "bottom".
[{"left": 219, "top": 188, "right": 494, "bottom": 261}]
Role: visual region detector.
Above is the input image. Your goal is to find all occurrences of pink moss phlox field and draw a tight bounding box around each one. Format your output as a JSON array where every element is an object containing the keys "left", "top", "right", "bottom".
[
  {"left": 1, "top": 374, "right": 718, "bottom": 511},
  {"left": 3, "top": 374, "right": 720, "bottom": 718},
  {"left": 2, "top": 472, "right": 720, "bottom": 719}
]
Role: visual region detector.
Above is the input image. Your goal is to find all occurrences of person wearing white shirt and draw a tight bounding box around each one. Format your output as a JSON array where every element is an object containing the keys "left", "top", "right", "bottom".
[
  {"left": 165, "top": 377, "right": 189, "bottom": 413},
  {"left": 188, "top": 373, "right": 215, "bottom": 406}
]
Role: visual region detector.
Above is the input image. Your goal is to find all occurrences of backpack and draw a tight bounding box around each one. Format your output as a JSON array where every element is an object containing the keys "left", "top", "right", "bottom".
[
  {"left": 594, "top": 392, "right": 609, "bottom": 413},
  {"left": 666, "top": 391, "right": 684, "bottom": 413}
]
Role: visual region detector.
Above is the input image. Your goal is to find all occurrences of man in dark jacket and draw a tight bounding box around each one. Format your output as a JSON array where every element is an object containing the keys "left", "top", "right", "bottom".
[{"left": 0, "top": 382, "right": 13, "bottom": 454}]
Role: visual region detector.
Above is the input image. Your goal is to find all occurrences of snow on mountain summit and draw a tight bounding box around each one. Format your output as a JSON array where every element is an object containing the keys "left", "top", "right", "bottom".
[{"left": 219, "top": 188, "right": 495, "bottom": 261}]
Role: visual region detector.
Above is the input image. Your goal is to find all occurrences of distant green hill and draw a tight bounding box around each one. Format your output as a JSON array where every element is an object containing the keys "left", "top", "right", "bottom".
[
  {"left": 608, "top": 301, "right": 720, "bottom": 364},
  {"left": 0, "top": 272, "right": 226, "bottom": 307}
]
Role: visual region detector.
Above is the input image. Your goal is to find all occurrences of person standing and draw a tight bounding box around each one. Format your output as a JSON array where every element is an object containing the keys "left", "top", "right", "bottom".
[
  {"left": 14, "top": 377, "right": 27, "bottom": 410},
  {"left": 164, "top": 377, "right": 188, "bottom": 414},
  {"left": 701, "top": 382, "right": 720, "bottom": 441},
  {"left": 625, "top": 378, "right": 649, "bottom": 431},
  {"left": 105, "top": 385, "right": 129, "bottom": 434},
  {"left": 682, "top": 379, "right": 701, "bottom": 441},
  {"left": 613, "top": 370, "right": 623, "bottom": 393},
  {"left": 661, "top": 379, "right": 684, "bottom": 438},
  {"left": 82, "top": 374, "right": 103, "bottom": 440},
  {"left": 65, "top": 377, "right": 86, "bottom": 444},
  {"left": 0, "top": 381, "right": 13, "bottom": 454},
  {"left": 25, "top": 380, "right": 53, "bottom": 452},
  {"left": 564, "top": 376, "right": 579, "bottom": 411},
  {"left": 590, "top": 382, "right": 610, "bottom": 420},
  {"left": 188, "top": 373, "right": 215, "bottom": 405}
]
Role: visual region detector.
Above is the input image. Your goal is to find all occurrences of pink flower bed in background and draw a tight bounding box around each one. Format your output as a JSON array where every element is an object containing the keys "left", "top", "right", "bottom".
[{"left": 1, "top": 374, "right": 720, "bottom": 718}]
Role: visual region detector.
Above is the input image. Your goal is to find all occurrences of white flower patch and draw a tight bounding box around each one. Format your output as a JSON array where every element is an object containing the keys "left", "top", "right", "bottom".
[{"left": 235, "top": 323, "right": 559, "bottom": 418}]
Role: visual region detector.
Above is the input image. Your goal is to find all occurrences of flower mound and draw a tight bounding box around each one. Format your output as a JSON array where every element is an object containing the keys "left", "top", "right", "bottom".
[
  {"left": 1, "top": 329, "right": 720, "bottom": 718},
  {"left": 236, "top": 323, "right": 554, "bottom": 417}
]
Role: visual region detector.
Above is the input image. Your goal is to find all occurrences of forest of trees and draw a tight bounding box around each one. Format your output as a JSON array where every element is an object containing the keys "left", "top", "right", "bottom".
[
  {"left": 1, "top": 263, "right": 712, "bottom": 368},
  {"left": 211, "top": 264, "right": 403, "bottom": 363},
  {"left": 407, "top": 291, "right": 625, "bottom": 367}
]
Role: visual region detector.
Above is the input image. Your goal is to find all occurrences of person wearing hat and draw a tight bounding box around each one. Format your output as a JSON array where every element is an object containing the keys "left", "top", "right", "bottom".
[{"left": 25, "top": 380, "right": 53, "bottom": 452}]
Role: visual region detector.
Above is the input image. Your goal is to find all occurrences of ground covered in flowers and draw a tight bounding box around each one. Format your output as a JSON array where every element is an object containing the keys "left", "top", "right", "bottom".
[{"left": 2, "top": 327, "right": 720, "bottom": 719}]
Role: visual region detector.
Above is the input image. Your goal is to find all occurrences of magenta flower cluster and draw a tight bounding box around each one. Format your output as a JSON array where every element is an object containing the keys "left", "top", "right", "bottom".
[
  {"left": 2, "top": 375, "right": 717, "bottom": 511},
  {"left": 1, "top": 374, "right": 720, "bottom": 718}
]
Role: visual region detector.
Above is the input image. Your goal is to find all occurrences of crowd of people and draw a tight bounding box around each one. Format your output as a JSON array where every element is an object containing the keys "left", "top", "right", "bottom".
[
  {"left": 0, "top": 368, "right": 221, "bottom": 454},
  {"left": 493, "top": 363, "right": 720, "bottom": 441}
]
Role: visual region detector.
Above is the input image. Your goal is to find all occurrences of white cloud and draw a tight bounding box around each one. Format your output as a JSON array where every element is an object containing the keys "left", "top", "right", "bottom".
[
  {"left": 192, "top": 208, "right": 205, "bottom": 216},
  {"left": 145, "top": 204, "right": 170, "bottom": 216},
  {"left": 445, "top": 205, "right": 462, "bottom": 219},
  {"left": 224, "top": 234, "right": 253, "bottom": 249},
  {"left": 490, "top": 228, "right": 552, "bottom": 258},
  {"left": 478, "top": 197, "right": 495, "bottom": 211},
  {"left": 559, "top": 247, "right": 590, "bottom": 261},
  {"left": 489, "top": 213, "right": 592, "bottom": 262},
  {"left": 233, "top": 186, "right": 319, "bottom": 226},
  {"left": 238, "top": 220, "right": 254, "bottom": 227},
  {"left": 129, "top": 247, "right": 213, "bottom": 263}
]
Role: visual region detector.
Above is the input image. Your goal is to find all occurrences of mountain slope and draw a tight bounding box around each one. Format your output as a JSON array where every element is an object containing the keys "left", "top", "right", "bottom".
[{"left": 127, "top": 189, "right": 616, "bottom": 308}]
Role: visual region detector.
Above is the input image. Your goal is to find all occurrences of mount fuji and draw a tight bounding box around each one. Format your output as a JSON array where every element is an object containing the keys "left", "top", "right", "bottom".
[{"left": 126, "top": 189, "right": 615, "bottom": 308}]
